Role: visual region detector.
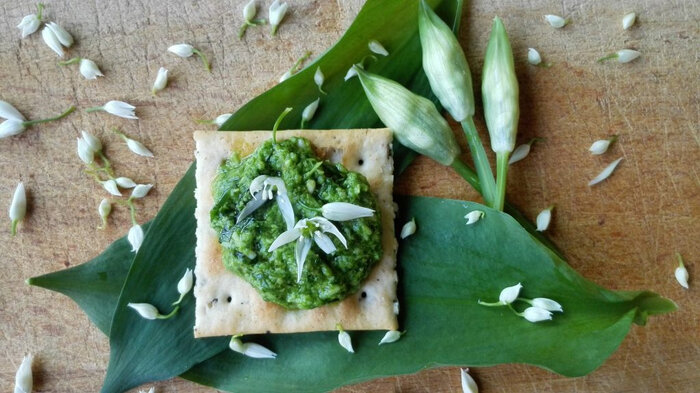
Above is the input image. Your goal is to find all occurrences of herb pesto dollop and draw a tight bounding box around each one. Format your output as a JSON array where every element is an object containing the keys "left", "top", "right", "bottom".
[{"left": 210, "top": 137, "right": 382, "bottom": 309}]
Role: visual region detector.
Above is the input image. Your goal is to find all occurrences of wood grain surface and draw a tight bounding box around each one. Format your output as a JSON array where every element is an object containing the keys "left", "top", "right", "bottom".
[{"left": 1, "top": 0, "right": 698, "bottom": 392}]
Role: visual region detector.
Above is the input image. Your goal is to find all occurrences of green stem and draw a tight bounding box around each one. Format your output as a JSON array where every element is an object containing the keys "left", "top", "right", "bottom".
[
  {"left": 477, "top": 300, "right": 503, "bottom": 307},
  {"left": 58, "top": 57, "right": 81, "bottom": 66},
  {"left": 11, "top": 219, "right": 18, "bottom": 236},
  {"left": 239, "top": 24, "right": 249, "bottom": 39},
  {"left": 289, "top": 51, "right": 312, "bottom": 74},
  {"left": 597, "top": 53, "right": 618, "bottom": 63},
  {"left": 192, "top": 49, "right": 211, "bottom": 72},
  {"left": 271, "top": 24, "right": 279, "bottom": 36},
  {"left": 37, "top": 3, "right": 44, "bottom": 20},
  {"left": 97, "top": 151, "right": 114, "bottom": 178},
  {"left": 450, "top": 159, "right": 481, "bottom": 194},
  {"left": 127, "top": 200, "right": 137, "bottom": 226},
  {"left": 156, "top": 305, "right": 180, "bottom": 320},
  {"left": 460, "top": 117, "right": 496, "bottom": 206},
  {"left": 172, "top": 293, "right": 186, "bottom": 306},
  {"left": 494, "top": 152, "right": 509, "bottom": 211},
  {"left": 85, "top": 106, "right": 104, "bottom": 113},
  {"left": 272, "top": 107, "right": 293, "bottom": 143},
  {"left": 195, "top": 119, "right": 215, "bottom": 125},
  {"left": 22, "top": 106, "right": 75, "bottom": 126}
]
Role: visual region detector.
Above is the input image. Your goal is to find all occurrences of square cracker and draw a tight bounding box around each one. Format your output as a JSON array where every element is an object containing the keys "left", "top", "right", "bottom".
[{"left": 193, "top": 129, "right": 397, "bottom": 337}]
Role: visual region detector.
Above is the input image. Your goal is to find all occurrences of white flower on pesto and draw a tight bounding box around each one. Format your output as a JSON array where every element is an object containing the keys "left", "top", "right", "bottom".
[
  {"left": 102, "top": 179, "right": 122, "bottom": 196},
  {"left": 531, "top": 297, "right": 563, "bottom": 312},
  {"left": 130, "top": 184, "right": 153, "bottom": 199},
  {"left": 123, "top": 136, "right": 154, "bottom": 157},
  {"left": 589, "top": 135, "right": 617, "bottom": 155},
  {"left": 622, "top": 12, "right": 636, "bottom": 30},
  {"left": 269, "top": 217, "right": 347, "bottom": 282},
  {"left": 214, "top": 113, "right": 232, "bottom": 127},
  {"left": 115, "top": 177, "right": 136, "bottom": 188},
  {"left": 168, "top": 43, "right": 210, "bottom": 71},
  {"left": 336, "top": 324, "right": 354, "bottom": 353},
  {"left": 527, "top": 48, "right": 542, "bottom": 65},
  {"left": 81, "top": 130, "right": 102, "bottom": 152},
  {"left": 128, "top": 224, "right": 144, "bottom": 252},
  {"left": 269, "top": 0, "right": 289, "bottom": 36},
  {"left": 368, "top": 39, "right": 389, "bottom": 56},
  {"left": 172, "top": 268, "right": 194, "bottom": 305},
  {"left": 400, "top": 217, "right": 416, "bottom": 239},
  {"left": 14, "top": 354, "right": 33, "bottom": 393},
  {"left": 321, "top": 202, "right": 374, "bottom": 221},
  {"left": 9, "top": 182, "right": 26, "bottom": 236},
  {"left": 152, "top": 67, "right": 168, "bottom": 95},
  {"left": 238, "top": 175, "right": 294, "bottom": 229},
  {"left": 460, "top": 368, "right": 478, "bottom": 393},
  {"left": 464, "top": 210, "right": 484, "bottom": 225},
  {"left": 588, "top": 157, "right": 623, "bottom": 186},
  {"left": 521, "top": 306, "right": 553, "bottom": 322},
  {"left": 87, "top": 100, "right": 138, "bottom": 119},
  {"left": 498, "top": 283, "right": 522, "bottom": 305},
  {"left": 301, "top": 98, "right": 320, "bottom": 127},
  {"left": 535, "top": 205, "right": 554, "bottom": 232},
  {"left": 0, "top": 101, "right": 26, "bottom": 121},
  {"left": 675, "top": 253, "right": 689, "bottom": 289},
  {"left": 544, "top": 14, "right": 569, "bottom": 28},
  {"left": 378, "top": 330, "right": 403, "bottom": 345},
  {"left": 17, "top": 4, "right": 43, "bottom": 38},
  {"left": 98, "top": 198, "right": 111, "bottom": 229},
  {"left": 0, "top": 120, "right": 26, "bottom": 139},
  {"left": 41, "top": 26, "right": 64, "bottom": 57},
  {"left": 77, "top": 136, "right": 94, "bottom": 164},
  {"left": 46, "top": 21, "right": 73, "bottom": 47},
  {"left": 127, "top": 302, "right": 159, "bottom": 320},
  {"left": 598, "top": 49, "right": 641, "bottom": 63},
  {"left": 79, "top": 58, "right": 104, "bottom": 79},
  {"left": 229, "top": 337, "right": 277, "bottom": 359},
  {"left": 314, "top": 67, "right": 326, "bottom": 94}
]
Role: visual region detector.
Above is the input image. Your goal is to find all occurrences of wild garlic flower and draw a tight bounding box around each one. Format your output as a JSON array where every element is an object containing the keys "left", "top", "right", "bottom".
[
  {"left": 588, "top": 157, "right": 623, "bottom": 186},
  {"left": 98, "top": 198, "right": 111, "bottom": 229},
  {"left": 464, "top": 210, "right": 484, "bottom": 225},
  {"left": 314, "top": 67, "right": 326, "bottom": 94},
  {"left": 400, "top": 217, "right": 416, "bottom": 239},
  {"left": 622, "top": 12, "right": 636, "bottom": 30},
  {"left": 269, "top": 0, "right": 289, "bottom": 36},
  {"left": 368, "top": 40, "right": 389, "bottom": 56},
  {"left": 214, "top": 113, "right": 232, "bottom": 127},
  {"left": 508, "top": 138, "right": 542, "bottom": 165},
  {"left": 530, "top": 297, "right": 563, "bottom": 312},
  {"left": 127, "top": 302, "right": 159, "bottom": 319},
  {"left": 168, "top": 43, "right": 211, "bottom": 71},
  {"left": 138, "top": 388, "right": 155, "bottom": 393},
  {"left": 87, "top": 100, "right": 138, "bottom": 119},
  {"left": 418, "top": 0, "right": 474, "bottom": 122},
  {"left": 598, "top": 49, "right": 641, "bottom": 63},
  {"left": 119, "top": 134, "right": 154, "bottom": 157},
  {"left": 498, "top": 283, "right": 522, "bottom": 304},
  {"left": 77, "top": 136, "right": 95, "bottom": 164},
  {"left": 17, "top": 4, "right": 43, "bottom": 38},
  {"left": 81, "top": 130, "right": 102, "bottom": 152},
  {"left": 336, "top": 324, "right": 354, "bottom": 353},
  {"left": 79, "top": 59, "right": 104, "bottom": 79},
  {"left": 301, "top": 98, "right": 319, "bottom": 128},
  {"left": 589, "top": 135, "right": 617, "bottom": 155},
  {"left": 544, "top": 14, "right": 569, "bottom": 28},
  {"left": 9, "top": 182, "right": 26, "bottom": 236},
  {"left": 102, "top": 179, "right": 122, "bottom": 196},
  {"left": 279, "top": 70, "right": 293, "bottom": 82},
  {"left": 675, "top": 253, "right": 689, "bottom": 289},
  {"left": 115, "top": 177, "right": 136, "bottom": 188},
  {"left": 47, "top": 22, "right": 73, "bottom": 47},
  {"left": 237, "top": 175, "right": 295, "bottom": 229},
  {"left": 344, "top": 65, "right": 360, "bottom": 81},
  {"left": 41, "top": 26, "right": 64, "bottom": 57},
  {"left": 527, "top": 48, "right": 542, "bottom": 65},
  {"left": 355, "top": 66, "right": 461, "bottom": 166},
  {"left": 151, "top": 67, "right": 168, "bottom": 95},
  {"left": 535, "top": 205, "right": 553, "bottom": 232},
  {"left": 321, "top": 202, "right": 374, "bottom": 221},
  {"left": 0, "top": 119, "right": 26, "bottom": 138},
  {"left": 378, "top": 330, "right": 403, "bottom": 345},
  {"left": 243, "top": 0, "right": 257, "bottom": 23},
  {"left": 0, "top": 100, "right": 26, "bottom": 121},
  {"left": 130, "top": 184, "right": 153, "bottom": 199},
  {"left": 172, "top": 268, "right": 193, "bottom": 305},
  {"left": 521, "top": 306, "right": 553, "bottom": 322},
  {"left": 269, "top": 217, "right": 347, "bottom": 282},
  {"left": 1, "top": 103, "right": 74, "bottom": 139},
  {"left": 128, "top": 224, "right": 144, "bottom": 252},
  {"left": 460, "top": 368, "right": 478, "bottom": 393},
  {"left": 14, "top": 354, "right": 33, "bottom": 393},
  {"left": 229, "top": 337, "right": 277, "bottom": 359}
]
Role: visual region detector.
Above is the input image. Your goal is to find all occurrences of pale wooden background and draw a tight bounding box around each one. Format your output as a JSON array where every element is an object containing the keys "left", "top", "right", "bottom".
[{"left": 1, "top": 0, "right": 698, "bottom": 392}]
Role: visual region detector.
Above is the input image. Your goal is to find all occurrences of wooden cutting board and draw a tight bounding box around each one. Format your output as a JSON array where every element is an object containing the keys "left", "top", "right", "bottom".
[{"left": 1, "top": 0, "right": 697, "bottom": 392}]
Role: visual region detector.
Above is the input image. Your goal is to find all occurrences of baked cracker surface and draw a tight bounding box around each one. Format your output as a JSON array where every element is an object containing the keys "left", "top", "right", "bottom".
[{"left": 193, "top": 129, "right": 397, "bottom": 337}]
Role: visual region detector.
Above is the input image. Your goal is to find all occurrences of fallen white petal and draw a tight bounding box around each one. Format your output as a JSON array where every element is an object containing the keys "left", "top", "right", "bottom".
[
  {"left": 464, "top": 210, "right": 484, "bottom": 225},
  {"left": 128, "top": 224, "right": 144, "bottom": 252},
  {"left": 460, "top": 368, "right": 479, "bottom": 393},
  {"left": 588, "top": 157, "right": 623, "bottom": 186},
  {"left": 321, "top": 202, "right": 374, "bottom": 221},
  {"left": 535, "top": 206, "right": 553, "bottom": 232},
  {"left": 589, "top": 139, "right": 612, "bottom": 155},
  {"left": 14, "top": 354, "right": 33, "bottom": 393},
  {"left": 0, "top": 101, "right": 26, "bottom": 121},
  {"left": 168, "top": 43, "right": 194, "bottom": 58},
  {"left": 338, "top": 330, "right": 354, "bottom": 353},
  {"left": 152, "top": 67, "right": 168, "bottom": 94},
  {"left": 544, "top": 14, "right": 568, "bottom": 28},
  {"left": 622, "top": 12, "right": 636, "bottom": 30},
  {"left": 368, "top": 39, "right": 389, "bottom": 56},
  {"left": 527, "top": 48, "right": 542, "bottom": 65},
  {"left": 400, "top": 217, "right": 416, "bottom": 239},
  {"left": 378, "top": 330, "right": 402, "bottom": 345},
  {"left": 499, "top": 283, "right": 522, "bottom": 305}
]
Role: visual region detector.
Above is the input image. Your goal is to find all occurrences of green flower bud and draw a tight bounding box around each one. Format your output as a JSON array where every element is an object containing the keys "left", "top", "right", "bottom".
[
  {"left": 418, "top": 0, "right": 474, "bottom": 122},
  {"left": 482, "top": 17, "right": 519, "bottom": 154},
  {"left": 355, "top": 66, "right": 461, "bottom": 166}
]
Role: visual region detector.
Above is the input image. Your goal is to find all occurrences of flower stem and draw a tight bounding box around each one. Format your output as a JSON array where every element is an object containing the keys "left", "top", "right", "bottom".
[
  {"left": 272, "top": 107, "right": 293, "bottom": 143},
  {"left": 11, "top": 219, "right": 18, "bottom": 236},
  {"left": 85, "top": 106, "right": 104, "bottom": 113},
  {"left": 97, "top": 151, "right": 114, "bottom": 178},
  {"left": 127, "top": 200, "right": 137, "bottom": 226},
  {"left": 37, "top": 3, "right": 44, "bottom": 20},
  {"left": 172, "top": 293, "right": 186, "bottom": 306},
  {"left": 192, "top": 49, "right": 211, "bottom": 72},
  {"left": 494, "top": 152, "right": 509, "bottom": 211},
  {"left": 597, "top": 53, "right": 618, "bottom": 63},
  {"left": 239, "top": 24, "right": 249, "bottom": 39},
  {"left": 477, "top": 300, "right": 503, "bottom": 307},
  {"left": 58, "top": 57, "right": 81, "bottom": 66},
  {"left": 289, "top": 51, "right": 312, "bottom": 74},
  {"left": 22, "top": 105, "right": 75, "bottom": 126},
  {"left": 156, "top": 305, "right": 180, "bottom": 319},
  {"left": 461, "top": 117, "right": 496, "bottom": 207},
  {"left": 450, "top": 159, "right": 482, "bottom": 194},
  {"left": 195, "top": 119, "right": 215, "bottom": 125}
]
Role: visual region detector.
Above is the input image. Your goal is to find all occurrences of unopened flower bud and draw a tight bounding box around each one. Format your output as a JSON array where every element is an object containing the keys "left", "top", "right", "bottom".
[
  {"left": 81, "top": 130, "right": 102, "bottom": 152},
  {"left": 269, "top": 0, "right": 288, "bottom": 35},
  {"left": 368, "top": 39, "right": 389, "bottom": 56},
  {"left": 79, "top": 58, "right": 104, "bottom": 79},
  {"left": 622, "top": 12, "right": 636, "bottom": 30},
  {"left": 115, "top": 177, "right": 136, "bottom": 188},
  {"left": 544, "top": 14, "right": 569, "bottom": 28},
  {"left": 0, "top": 119, "right": 26, "bottom": 139},
  {"left": 9, "top": 182, "right": 26, "bottom": 236},
  {"left": 14, "top": 354, "right": 33, "bottom": 393},
  {"left": 378, "top": 330, "right": 403, "bottom": 345},
  {"left": 336, "top": 324, "right": 354, "bottom": 353},
  {"left": 229, "top": 337, "right": 277, "bottom": 359},
  {"left": 177, "top": 268, "right": 193, "bottom": 296},
  {"left": 152, "top": 67, "right": 168, "bottom": 95},
  {"left": 522, "top": 306, "right": 553, "bottom": 322},
  {"left": 460, "top": 368, "right": 478, "bottom": 393},
  {"left": 527, "top": 48, "right": 542, "bottom": 65},
  {"left": 301, "top": 98, "right": 320, "bottom": 125},
  {"left": 0, "top": 100, "right": 26, "bottom": 121},
  {"left": 130, "top": 184, "right": 153, "bottom": 199},
  {"left": 214, "top": 113, "right": 232, "bottom": 127},
  {"left": 46, "top": 21, "right": 73, "bottom": 47},
  {"left": 77, "top": 137, "right": 94, "bottom": 164},
  {"left": 535, "top": 205, "right": 553, "bottom": 232},
  {"left": 127, "top": 302, "right": 158, "bottom": 319},
  {"left": 675, "top": 253, "right": 689, "bottom": 289},
  {"left": 98, "top": 198, "right": 111, "bottom": 229},
  {"left": 17, "top": 12, "right": 41, "bottom": 38},
  {"left": 598, "top": 49, "right": 641, "bottom": 64},
  {"left": 498, "top": 282, "right": 522, "bottom": 305},
  {"left": 128, "top": 224, "right": 144, "bottom": 252},
  {"left": 400, "top": 217, "right": 416, "bottom": 239},
  {"left": 41, "top": 26, "right": 64, "bottom": 57},
  {"left": 102, "top": 179, "right": 121, "bottom": 196}
]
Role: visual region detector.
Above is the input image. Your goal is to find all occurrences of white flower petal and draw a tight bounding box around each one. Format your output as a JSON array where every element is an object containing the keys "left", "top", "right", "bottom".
[
  {"left": 17, "top": 14, "right": 41, "bottom": 38},
  {"left": 9, "top": 182, "right": 26, "bottom": 235},
  {"left": 126, "top": 138, "right": 153, "bottom": 157},
  {"left": 79, "top": 58, "right": 104, "bottom": 79},
  {"left": 616, "top": 49, "right": 641, "bottom": 63},
  {"left": 77, "top": 137, "right": 94, "bottom": 164},
  {"left": 393, "top": 300, "right": 399, "bottom": 315},
  {"left": 127, "top": 302, "right": 158, "bottom": 319},
  {"left": 243, "top": 0, "right": 257, "bottom": 22},
  {"left": 128, "top": 224, "right": 144, "bottom": 252},
  {"left": 46, "top": 22, "right": 73, "bottom": 47},
  {"left": 268, "top": 228, "right": 302, "bottom": 252},
  {"left": 168, "top": 43, "right": 194, "bottom": 58},
  {"left": 544, "top": 14, "right": 568, "bottom": 28},
  {"left": 535, "top": 206, "right": 553, "bottom": 232},
  {"left": 368, "top": 39, "right": 389, "bottom": 56},
  {"left": 115, "top": 177, "right": 136, "bottom": 188},
  {"left": 522, "top": 306, "right": 553, "bottom": 322},
  {"left": 378, "top": 330, "right": 402, "bottom": 345},
  {"left": 0, "top": 119, "right": 26, "bottom": 139},
  {"left": 102, "top": 179, "right": 122, "bottom": 196},
  {"left": 269, "top": 0, "right": 289, "bottom": 27},
  {"left": 0, "top": 101, "right": 26, "bottom": 121},
  {"left": 531, "top": 297, "right": 563, "bottom": 312},
  {"left": 622, "top": 12, "right": 636, "bottom": 30},
  {"left": 302, "top": 98, "right": 320, "bottom": 123},
  {"left": 41, "top": 26, "right": 64, "bottom": 57},
  {"left": 313, "top": 231, "right": 337, "bottom": 254},
  {"left": 295, "top": 237, "right": 312, "bottom": 282},
  {"left": 344, "top": 66, "right": 359, "bottom": 81},
  {"left": 237, "top": 192, "right": 268, "bottom": 223},
  {"left": 400, "top": 217, "right": 416, "bottom": 239},
  {"left": 311, "top": 217, "right": 347, "bottom": 248},
  {"left": 81, "top": 130, "right": 102, "bottom": 152},
  {"left": 527, "top": 48, "right": 542, "bottom": 65},
  {"left": 498, "top": 283, "right": 522, "bottom": 305},
  {"left": 98, "top": 198, "right": 111, "bottom": 226},
  {"left": 508, "top": 143, "right": 531, "bottom": 164},
  {"left": 275, "top": 193, "right": 295, "bottom": 230},
  {"left": 464, "top": 210, "right": 484, "bottom": 225},
  {"left": 177, "top": 268, "right": 193, "bottom": 295},
  {"left": 279, "top": 70, "right": 293, "bottom": 82},
  {"left": 103, "top": 100, "right": 138, "bottom": 119},
  {"left": 675, "top": 254, "right": 689, "bottom": 289},
  {"left": 321, "top": 202, "right": 374, "bottom": 221},
  {"left": 249, "top": 175, "right": 268, "bottom": 196},
  {"left": 314, "top": 67, "right": 324, "bottom": 91},
  {"left": 214, "top": 113, "right": 232, "bottom": 127},
  {"left": 229, "top": 338, "right": 277, "bottom": 359},
  {"left": 130, "top": 184, "right": 153, "bottom": 199},
  {"left": 14, "top": 354, "right": 33, "bottom": 393},
  {"left": 152, "top": 67, "right": 168, "bottom": 94},
  {"left": 338, "top": 330, "right": 354, "bottom": 353},
  {"left": 589, "top": 139, "right": 612, "bottom": 155},
  {"left": 460, "top": 368, "right": 479, "bottom": 393},
  {"left": 588, "top": 157, "right": 623, "bottom": 186}
]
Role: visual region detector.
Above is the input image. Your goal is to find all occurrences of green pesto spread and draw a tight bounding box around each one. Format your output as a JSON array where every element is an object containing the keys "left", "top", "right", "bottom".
[{"left": 210, "top": 137, "right": 382, "bottom": 310}]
